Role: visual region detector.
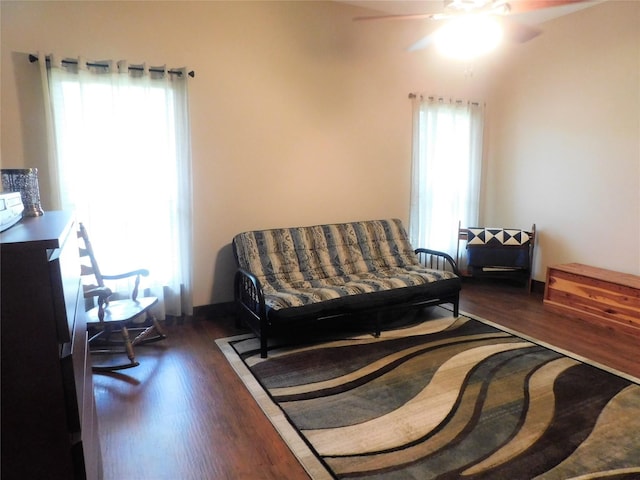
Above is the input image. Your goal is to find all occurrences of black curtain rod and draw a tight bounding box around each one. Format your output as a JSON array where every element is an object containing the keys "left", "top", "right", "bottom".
[
  {"left": 408, "top": 93, "right": 481, "bottom": 106},
  {"left": 29, "top": 54, "right": 195, "bottom": 78}
]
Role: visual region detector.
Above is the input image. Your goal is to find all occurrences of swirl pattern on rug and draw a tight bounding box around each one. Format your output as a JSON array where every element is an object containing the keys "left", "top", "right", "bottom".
[{"left": 229, "top": 314, "right": 640, "bottom": 479}]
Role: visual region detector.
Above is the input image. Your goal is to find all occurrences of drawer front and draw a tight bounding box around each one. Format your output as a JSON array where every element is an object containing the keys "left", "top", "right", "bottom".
[{"left": 545, "top": 268, "right": 640, "bottom": 331}]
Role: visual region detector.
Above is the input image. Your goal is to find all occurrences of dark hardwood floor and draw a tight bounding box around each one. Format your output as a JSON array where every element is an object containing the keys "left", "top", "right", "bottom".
[{"left": 94, "top": 279, "right": 639, "bottom": 480}]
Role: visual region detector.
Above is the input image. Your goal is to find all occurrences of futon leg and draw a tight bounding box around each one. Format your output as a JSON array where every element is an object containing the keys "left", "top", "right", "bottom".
[
  {"left": 235, "top": 306, "right": 242, "bottom": 329},
  {"left": 260, "top": 334, "right": 268, "bottom": 359},
  {"left": 374, "top": 311, "right": 382, "bottom": 338}
]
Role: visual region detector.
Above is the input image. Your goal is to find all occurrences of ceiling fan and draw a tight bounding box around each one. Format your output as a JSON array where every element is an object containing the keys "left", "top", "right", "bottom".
[{"left": 353, "top": 0, "right": 592, "bottom": 55}]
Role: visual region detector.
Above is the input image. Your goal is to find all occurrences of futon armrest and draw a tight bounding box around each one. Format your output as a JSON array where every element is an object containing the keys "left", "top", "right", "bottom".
[
  {"left": 414, "top": 248, "right": 460, "bottom": 276},
  {"left": 234, "top": 268, "right": 266, "bottom": 317}
]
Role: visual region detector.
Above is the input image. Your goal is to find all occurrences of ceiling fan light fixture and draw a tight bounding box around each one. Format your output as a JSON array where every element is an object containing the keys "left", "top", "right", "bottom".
[{"left": 434, "top": 15, "right": 504, "bottom": 60}]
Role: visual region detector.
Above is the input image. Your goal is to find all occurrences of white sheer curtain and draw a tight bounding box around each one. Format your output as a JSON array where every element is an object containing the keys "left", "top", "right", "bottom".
[
  {"left": 409, "top": 96, "right": 484, "bottom": 259},
  {"left": 39, "top": 53, "right": 193, "bottom": 317}
]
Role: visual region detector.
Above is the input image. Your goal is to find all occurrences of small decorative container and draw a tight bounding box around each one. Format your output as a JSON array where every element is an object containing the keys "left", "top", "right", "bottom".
[{"left": 1, "top": 168, "right": 45, "bottom": 217}]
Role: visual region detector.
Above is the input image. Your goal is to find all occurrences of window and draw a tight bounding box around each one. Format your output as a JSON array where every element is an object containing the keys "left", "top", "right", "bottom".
[
  {"left": 40, "top": 57, "right": 193, "bottom": 317},
  {"left": 409, "top": 96, "right": 483, "bottom": 258}
]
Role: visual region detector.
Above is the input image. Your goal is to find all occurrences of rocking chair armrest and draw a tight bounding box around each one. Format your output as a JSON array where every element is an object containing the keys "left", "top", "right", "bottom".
[
  {"left": 84, "top": 286, "right": 113, "bottom": 301},
  {"left": 83, "top": 286, "right": 112, "bottom": 322},
  {"left": 101, "top": 269, "right": 149, "bottom": 302},
  {"left": 101, "top": 269, "right": 150, "bottom": 281}
]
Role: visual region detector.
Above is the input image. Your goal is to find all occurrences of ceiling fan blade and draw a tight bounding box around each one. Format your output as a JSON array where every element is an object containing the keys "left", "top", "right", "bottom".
[
  {"left": 407, "top": 15, "right": 541, "bottom": 52},
  {"left": 505, "top": 0, "right": 589, "bottom": 14},
  {"left": 408, "top": 34, "right": 435, "bottom": 52},
  {"left": 353, "top": 0, "right": 591, "bottom": 22},
  {"left": 356, "top": 0, "right": 590, "bottom": 52},
  {"left": 353, "top": 12, "right": 446, "bottom": 22}
]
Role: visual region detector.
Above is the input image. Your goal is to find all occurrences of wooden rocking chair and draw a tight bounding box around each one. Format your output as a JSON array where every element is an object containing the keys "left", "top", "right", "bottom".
[{"left": 78, "top": 223, "right": 167, "bottom": 372}]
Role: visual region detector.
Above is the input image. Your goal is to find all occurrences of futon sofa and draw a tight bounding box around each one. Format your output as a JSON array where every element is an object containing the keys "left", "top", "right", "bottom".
[{"left": 233, "top": 218, "right": 461, "bottom": 357}]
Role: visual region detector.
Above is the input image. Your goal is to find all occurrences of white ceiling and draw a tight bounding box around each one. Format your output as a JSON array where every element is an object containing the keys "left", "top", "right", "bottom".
[{"left": 337, "top": 0, "right": 603, "bottom": 25}]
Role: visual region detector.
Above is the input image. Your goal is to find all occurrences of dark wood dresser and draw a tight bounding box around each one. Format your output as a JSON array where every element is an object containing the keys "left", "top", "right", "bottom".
[{"left": 1, "top": 211, "right": 102, "bottom": 480}]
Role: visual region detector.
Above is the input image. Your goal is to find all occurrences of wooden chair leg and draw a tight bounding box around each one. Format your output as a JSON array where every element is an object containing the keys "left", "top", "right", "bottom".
[
  {"left": 131, "top": 315, "right": 167, "bottom": 346},
  {"left": 121, "top": 326, "right": 135, "bottom": 363},
  {"left": 151, "top": 315, "right": 167, "bottom": 338}
]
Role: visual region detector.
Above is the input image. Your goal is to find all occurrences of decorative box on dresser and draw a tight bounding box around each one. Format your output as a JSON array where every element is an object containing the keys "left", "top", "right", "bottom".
[{"left": 1, "top": 211, "right": 102, "bottom": 480}]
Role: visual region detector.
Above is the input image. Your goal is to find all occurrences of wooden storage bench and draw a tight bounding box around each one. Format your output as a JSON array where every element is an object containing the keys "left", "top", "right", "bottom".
[
  {"left": 458, "top": 224, "right": 536, "bottom": 291},
  {"left": 544, "top": 263, "right": 640, "bottom": 334}
]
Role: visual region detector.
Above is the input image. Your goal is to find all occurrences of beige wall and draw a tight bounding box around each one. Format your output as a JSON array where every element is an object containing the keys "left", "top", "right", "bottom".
[
  {"left": 2, "top": 1, "right": 638, "bottom": 306},
  {"left": 485, "top": 0, "right": 640, "bottom": 279}
]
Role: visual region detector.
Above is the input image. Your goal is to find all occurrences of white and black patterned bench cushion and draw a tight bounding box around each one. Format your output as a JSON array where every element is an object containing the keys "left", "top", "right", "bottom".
[
  {"left": 466, "top": 227, "right": 532, "bottom": 270},
  {"left": 467, "top": 228, "right": 531, "bottom": 246}
]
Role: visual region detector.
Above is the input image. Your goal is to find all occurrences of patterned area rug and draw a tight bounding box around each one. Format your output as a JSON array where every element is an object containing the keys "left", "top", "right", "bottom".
[{"left": 216, "top": 307, "right": 640, "bottom": 479}]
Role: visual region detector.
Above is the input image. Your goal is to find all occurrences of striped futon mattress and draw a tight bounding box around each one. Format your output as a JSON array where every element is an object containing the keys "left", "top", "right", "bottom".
[{"left": 232, "top": 218, "right": 460, "bottom": 322}]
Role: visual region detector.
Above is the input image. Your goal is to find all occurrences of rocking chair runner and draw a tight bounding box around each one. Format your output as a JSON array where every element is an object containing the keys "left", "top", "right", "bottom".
[{"left": 78, "top": 223, "right": 167, "bottom": 372}]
